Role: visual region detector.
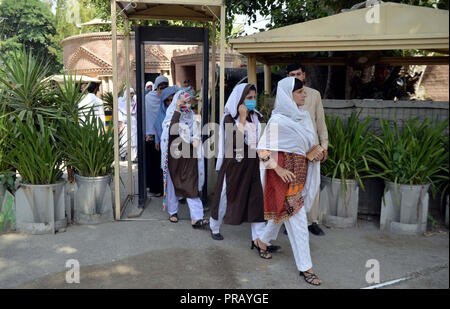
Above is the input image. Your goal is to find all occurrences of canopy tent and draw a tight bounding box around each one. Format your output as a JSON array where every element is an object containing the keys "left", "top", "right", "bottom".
[
  {"left": 117, "top": 0, "right": 222, "bottom": 21},
  {"left": 229, "top": 2, "right": 449, "bottom": 93},
  {"left": 80, "top": 19, "right": 112, "bottom": 27},
  {"left": 45, "top": 75, "right": 101, "bottom": 84},
  {"left": 110, "top": 0, "right": 226, "bottom": 219}
]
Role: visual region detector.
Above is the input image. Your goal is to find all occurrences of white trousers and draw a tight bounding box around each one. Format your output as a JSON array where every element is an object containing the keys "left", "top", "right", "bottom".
[
  {"left": 260, "top": 207, "right": 313, "bottom": 272},
  {"left": 166, "top": 172, "right": 204, "bottom": 221},
  {"left": 209, "top": 176, "right": 266, "bottom": 240}
]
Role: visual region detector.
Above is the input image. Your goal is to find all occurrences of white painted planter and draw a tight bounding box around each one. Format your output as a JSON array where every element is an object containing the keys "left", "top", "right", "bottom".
[
  {"left": 320, "top": 176, "right": 359, "bottom": 228},
  {"left": 14, "top": 182, "right": 67, "bottom": 234},
  {"left": 380, "top": 181, "right": 430, "bottom": 235},
  {"left": 74, "top": 174, "right": 114, "bottom": 225}
]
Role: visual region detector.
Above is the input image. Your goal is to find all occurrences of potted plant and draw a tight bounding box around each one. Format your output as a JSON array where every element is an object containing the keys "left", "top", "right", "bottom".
[
  {"left": 0, "top": 50, "right": 68, "bottom": 234},
  {"left": 368, "top": 118, "right": 448, "bottom": 235},
  {"left": 58, "top": 109, "right": 116, "bottom": 225},
  {"left": 320, "top": 112, "right": 372, "bottom": 228},
  {"left": 0, "top": 106, "right": 16, "bottom": 233},
  {"left": 6, "top": 116, "right": 67, "bottom": 234}
]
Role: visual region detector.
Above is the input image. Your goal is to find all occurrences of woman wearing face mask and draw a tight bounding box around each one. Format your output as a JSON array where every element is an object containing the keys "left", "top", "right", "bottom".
[
  {"left": 209, "top": 84, "right": 275, "bottom": 256},
  {"left": 256, "top": 77, "right": 323, "bottom": 286},
  {"left": 154, "top": 86, "right": 179, "bottom": 150},
  {"left": 160, "top": 90, "right": 208, "bottom": 228}
]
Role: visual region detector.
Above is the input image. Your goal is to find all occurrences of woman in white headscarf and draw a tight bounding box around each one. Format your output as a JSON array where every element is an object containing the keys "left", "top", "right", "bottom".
[
  {"left": 256, "top": 77, "right": 323, "bottom": 286},
  {"left": 144, "top": 76, "right": 169, "bottom": 196},
  {"left": 118, "top": 87, "right": 137, "bottom": 162},
  {"left": 160, "top": 90, "right": 207, "bottom": 229},
  {"left": 209, "top": 84, "right": 275, "bottom": 256}
]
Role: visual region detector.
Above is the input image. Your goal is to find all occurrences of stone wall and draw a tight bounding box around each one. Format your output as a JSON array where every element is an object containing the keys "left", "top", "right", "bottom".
[
  {"left": 323, "top": 99, "right": 449, "bottom": 133},
  {"left": 420, "top": 65, "right": 449, "bottom": 102}
]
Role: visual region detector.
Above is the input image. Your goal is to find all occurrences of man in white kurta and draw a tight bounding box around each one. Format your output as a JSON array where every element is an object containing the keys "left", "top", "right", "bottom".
[
  {"left": 118, "top": 88, "right": 137, "bottom": 162},
  {"left": 78, "top": 83, "right": 105, "bottom": 127},
  {"left": 287, "top": 63, "right": 328, "bottom": 236}
]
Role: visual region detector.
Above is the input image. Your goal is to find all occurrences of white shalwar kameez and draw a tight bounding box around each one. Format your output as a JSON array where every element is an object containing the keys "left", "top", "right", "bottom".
[{"left": 257, "top": 77, "right": 320, "bottom": 272}]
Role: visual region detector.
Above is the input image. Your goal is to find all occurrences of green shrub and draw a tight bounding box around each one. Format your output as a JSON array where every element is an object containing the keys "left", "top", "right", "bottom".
[
  {"left": 58, "top": 109, "right": 115, "bottom": 177},
  {"left": 6, "top": 115, "right": 64, "bottom": 185},
  {"left": 321, "top": 112, "right": 372, "bottom": 193},
  {"left": 368, "top": 117, "right": 448, "bottom": 196}
]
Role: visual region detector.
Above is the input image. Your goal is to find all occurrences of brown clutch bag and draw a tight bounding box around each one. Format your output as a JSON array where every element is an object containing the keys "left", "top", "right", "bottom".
[{"left": 306, "top": 145, "right": 325, "bottom": 161}]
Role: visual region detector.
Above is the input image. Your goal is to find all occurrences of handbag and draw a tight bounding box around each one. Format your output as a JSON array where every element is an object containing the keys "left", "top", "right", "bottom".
[{"left": 306, "top": 145, "right": 325, "bottom": 161}]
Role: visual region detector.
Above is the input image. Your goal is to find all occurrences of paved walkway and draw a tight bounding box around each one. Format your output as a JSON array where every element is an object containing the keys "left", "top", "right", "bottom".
[
  {"left": 1, "top": 162, "right": 448, "bottom": 289},
  {"left": 0, "top": 194, "right": 448, "bottom": 289}
]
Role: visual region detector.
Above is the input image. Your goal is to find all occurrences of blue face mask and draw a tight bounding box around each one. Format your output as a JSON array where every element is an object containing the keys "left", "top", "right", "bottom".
[{"left": 245, "top": 99, "right": 257, "bottom": 111}]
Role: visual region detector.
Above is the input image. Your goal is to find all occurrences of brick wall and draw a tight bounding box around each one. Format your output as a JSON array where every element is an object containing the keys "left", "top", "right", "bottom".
[{"left": 420, "top": 65, "right": 449, "bottom": 102}]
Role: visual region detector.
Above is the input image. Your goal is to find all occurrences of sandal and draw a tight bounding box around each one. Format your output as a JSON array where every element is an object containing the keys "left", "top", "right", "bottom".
[
  {"left": 192, "top": 219, "right": 209, "bottom": 229},
  {"left": 250, "top": 241, "right": 281, "bottom": 253},
  {"left": 299, "top": 270, "right": 322, "bottom": 286},
  {"left": 251, "top": 239, "right": 272, "bottom": 260},
  {"left": 169, "top": 214, "right": 179, "bottom": 223}
]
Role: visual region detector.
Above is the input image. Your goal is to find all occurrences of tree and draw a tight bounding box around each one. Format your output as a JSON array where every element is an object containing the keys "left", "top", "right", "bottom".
[
  {"left": 0, "top": 0, "right": 61, "bottom": 73},
  {"left": 227, "top": 0, "right": 448, "bottom": 30}
]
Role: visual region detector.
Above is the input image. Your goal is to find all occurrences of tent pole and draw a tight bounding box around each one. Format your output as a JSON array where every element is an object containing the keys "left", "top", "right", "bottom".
[
  {"left": 248, "top": 55, "right": 257, "bottom": 86},
  {"left": 264, "top": 64, "right": 272, "bottom": 95},
  {"left": 125, "top": 17, "right": 133, "bottom": 196},
  {"left": 211, "top": 20, "right": 217, "bottom": 124},
  {"left": 219, "top": 4, "right": 225, "bottom": 121},
  {"left": 111, "top": 0, "right": 121, "bottom": 220}
]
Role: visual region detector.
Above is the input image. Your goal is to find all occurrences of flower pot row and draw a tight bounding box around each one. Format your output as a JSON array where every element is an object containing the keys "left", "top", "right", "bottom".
[
  {"left": 319, "top": 176, "right": 439, "bottom": 236},
  {"left": 13, "top": 174, "right": 114, "bottom": 234}
]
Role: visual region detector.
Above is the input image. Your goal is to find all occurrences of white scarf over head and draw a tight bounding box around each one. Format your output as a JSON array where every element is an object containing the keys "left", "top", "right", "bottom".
[
  {"left": 216, "top": 83, "right": 262, "bottom": 171},
  {"left": 160, "top": 90, "right": 204, "bottom": 192},
  {"left": 118, "top": 88, "right": 136, "bottom": 122},
  {"left": 257, "top": 77, "right": 320, "bottom": 212}
]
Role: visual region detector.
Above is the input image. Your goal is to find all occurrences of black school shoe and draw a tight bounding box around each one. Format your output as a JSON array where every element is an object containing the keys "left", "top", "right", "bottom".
[
  {"left": 308, "top": 223, "right": 325, "bottom": 236},
  {"left": 211, "top": 231, "right": 224, "bottom": 241}
]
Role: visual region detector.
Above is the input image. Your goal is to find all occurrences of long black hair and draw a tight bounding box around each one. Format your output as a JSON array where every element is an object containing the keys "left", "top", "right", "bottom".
[{"left": 293, "top": 78, "right": 304, "bottom": 92}]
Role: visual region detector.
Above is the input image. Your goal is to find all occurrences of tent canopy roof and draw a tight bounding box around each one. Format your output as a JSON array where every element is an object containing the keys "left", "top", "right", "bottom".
[
  {"left": 117, "top": 0, "right": 223, "bottom": 22},
  {"left": 45, "top": 75, "right": 101, "bottom": 84},
  {"left": 81, "top": 19, "right": 112, "bottom": 27},
  {"left": 230, "top": 2, "right": 449, "bottom": 54}
]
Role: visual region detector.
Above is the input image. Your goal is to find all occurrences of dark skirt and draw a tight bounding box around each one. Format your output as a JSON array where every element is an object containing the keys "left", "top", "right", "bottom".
[{"left": 146, "top": 139, "right": 163, "bottom": 194}]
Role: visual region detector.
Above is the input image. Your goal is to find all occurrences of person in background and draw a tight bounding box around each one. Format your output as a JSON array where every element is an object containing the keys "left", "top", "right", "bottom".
[
  {"left": 78, "top": 82, "right": 105, "bottom": 127},
  {"left": 286, "top": 63, "right": 328, "bottom": 236},
  {"left": 145, "top": 76, "right": 169, "bottom": 196},
  {"left": 209, "top": 84, "right": 273, "bottom": 252},
  {"left": 145, "top": 81, "right": 154, "bottom": 95},
  {"left": 118, "top": 87, "right": 137, "bottom": 162},
  {"left": 257, "top": 77, "right": 323, "bottom": 286},
  {"left": 160, "top": 90, "right": 208, "bottom": 229}
]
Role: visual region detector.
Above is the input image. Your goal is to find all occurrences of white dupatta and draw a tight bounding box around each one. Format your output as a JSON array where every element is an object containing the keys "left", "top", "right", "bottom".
[
  {"left": 160, "top": 91, "right": 204, "bottom": 208},
  {"left": 216, "top": 83, "right": 262, "bottom": 171},
  {"left": 257, "top": 77, "right": 320, "bottom": 212}
]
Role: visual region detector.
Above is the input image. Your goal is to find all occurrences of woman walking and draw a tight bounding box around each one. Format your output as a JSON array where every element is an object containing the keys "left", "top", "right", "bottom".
[
  {"left": 209, "top": 84, "right": 274, "bottom": 256},
  {"left": 256, "top": 77, "right": 323, "bottom": 286},
  {"left": 160, "top": 90, "right": 208, "bottom": 229}
]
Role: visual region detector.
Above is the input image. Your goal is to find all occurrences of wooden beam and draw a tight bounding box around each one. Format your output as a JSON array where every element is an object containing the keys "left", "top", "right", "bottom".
[
  {"left": 247, "top": 55, "right": 257, "bottom": 85},
  {"left": 219, "top": 4, "right": 225, "bottom": 121},
  {"left": 124, "top": 17, "right": 133, "bottom": 197},
  {"left": 264, "top": 56, "right": 449, "bottom": 66},
  {"left": 111, "top": 0, "right": 121, "bottom": 220},
  {"left": 264, "top": 64, "right": 272, "bottom": 95}
]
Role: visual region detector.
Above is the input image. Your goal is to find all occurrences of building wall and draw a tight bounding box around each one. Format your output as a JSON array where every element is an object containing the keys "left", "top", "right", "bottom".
[
  {"left": 420, "top": 65, "right": 450, "bottom": 102},
  {"left": 62, "top": 32, "right": 196, "bottom": 93}
]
